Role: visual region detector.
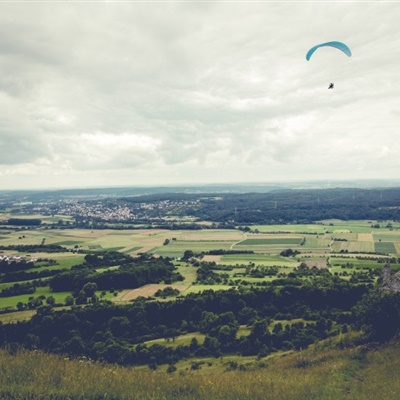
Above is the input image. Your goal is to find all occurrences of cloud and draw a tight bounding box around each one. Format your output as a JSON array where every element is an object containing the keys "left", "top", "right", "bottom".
[{"left": 0, "top": 2, "right": 399, "bottom": 188}]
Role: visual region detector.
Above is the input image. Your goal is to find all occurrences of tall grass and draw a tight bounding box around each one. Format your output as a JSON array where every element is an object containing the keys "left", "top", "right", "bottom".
[{"left": 1, "top": 336, "right": 400, "bottom": 400}]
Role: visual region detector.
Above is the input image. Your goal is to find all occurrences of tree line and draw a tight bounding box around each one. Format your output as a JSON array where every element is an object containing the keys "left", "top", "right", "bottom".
[{"left": 1, "top": 279, "right": 373, "bottom": 366}]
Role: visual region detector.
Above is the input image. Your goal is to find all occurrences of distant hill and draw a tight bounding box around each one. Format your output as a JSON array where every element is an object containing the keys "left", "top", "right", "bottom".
[{"left": 1, "top": 179, "right": 400, "bottom": 199}]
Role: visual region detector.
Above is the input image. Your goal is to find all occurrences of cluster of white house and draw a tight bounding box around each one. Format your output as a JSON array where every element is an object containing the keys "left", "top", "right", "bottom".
[{"left": 0, "top": 255, "right": 37, "bottom": 263}]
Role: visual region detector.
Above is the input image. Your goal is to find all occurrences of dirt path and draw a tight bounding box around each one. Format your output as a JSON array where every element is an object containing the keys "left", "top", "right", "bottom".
[{"left": 230, "top": 233, "right": 248, "bottom": 250}]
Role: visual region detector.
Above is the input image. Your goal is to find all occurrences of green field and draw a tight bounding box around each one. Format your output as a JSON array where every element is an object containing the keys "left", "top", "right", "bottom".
[
  {"left": 375, "top": 241, "right": 397, "bottom": 254},
  {"left": 220, "top": 253, "right": 299, "bottom": 267},
  {"left": 252, "top": 224, "right": 328, "bottom": 233},
  {"left": 0, "top": 286, "right": 115, "bottom": 310},
  {"left": 0, "top": 221, "right": 397, "bottom": 259},
  {"left": 1, "top": 220, "right": 399, "bottom": 312},
  {"left": 0, "top": 286, "right": 71, "bottom": 308},
  {"left": 183, "top": 284, "right": 234, "bottom": 294},
  {"left": 143, "top": 332, "right": 206, "bottom": 348},
  {"left": 329, "top": 257, "right": 392, "bottom": 269},
  {"left": 239, "top": 238, "right": 303, "bottom": 245},
  {"left": 301, "top": 236, "right": 331, "bottom": 249},
  {"left": 152, "top": 241, "right": 234, "bottom": 257}
]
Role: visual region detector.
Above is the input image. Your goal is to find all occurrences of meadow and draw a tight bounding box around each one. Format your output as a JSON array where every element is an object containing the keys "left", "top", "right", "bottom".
[{"left": 1, "top": 334, "right": 400, "bottom": 400}]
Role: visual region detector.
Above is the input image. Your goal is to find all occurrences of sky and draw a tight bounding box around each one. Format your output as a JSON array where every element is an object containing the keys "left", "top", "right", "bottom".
[{"left": 0, "top": 1, "right": 399, "bottom": 190}]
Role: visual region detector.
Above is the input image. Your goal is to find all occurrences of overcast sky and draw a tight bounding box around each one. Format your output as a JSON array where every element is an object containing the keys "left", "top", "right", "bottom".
[{"left": 0, "top": 1, "right": 399, "bottom": 189}]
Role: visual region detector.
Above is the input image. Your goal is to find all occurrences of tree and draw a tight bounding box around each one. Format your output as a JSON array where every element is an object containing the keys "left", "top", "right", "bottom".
[
  {"left": 83, "top": 282, "right": 98, "bottom": 297},
  {"left": 217, "top": 325, "right": 237, "bottom": 349},
  {"left": 75, "top": 290, "right": 87, "bottom": 305},
  {"left": 46, "top": 296, "right": 56, "bottom": 306},
  {"left": 65, "top": 295, "right": 74, "bottom": 306},
  {"left": 353, "top": 289, "right": 400, "bottom": 341},
  {"left": 182, "top": 250, "right": 194, "bottom": 261},
  {"left": 25, "top": 334, "right": 40, "bottom": 349},
  {"left": 108, "top": 316, "right": 130, "bottom": 338},
  {"left": 203, "top": 336, "right": 221, "bottom": 357}
]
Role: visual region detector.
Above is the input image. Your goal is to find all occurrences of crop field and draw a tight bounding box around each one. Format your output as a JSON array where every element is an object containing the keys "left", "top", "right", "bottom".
[
  {"left": 1, "top": 219, "right": 399, "bottom": 311},
  {"left": 358, "top": 233, "right": 374, "bottom": 241},
  {"left": 301, "top": 236, "right": 331, "bottom": 249},
  {"left": 373, "top": 233, "right": 400, "bottom": 241},
  {"left": 220, "top": 253, "right": 299, "bottom": 267},
  {"left": 331, "top": 232, "right": 358, "bottom": 241},
  {"left": 252, "top": 224, "right": 329, "bottom": 234},
  {"left": 152, "top": 240, "right": 235, "bottom": 257},
  {"left": 375, "top": 241, "right": 397, "bottom": 254},
  {"left": 0, "top": 213, "right": 74, "bottom": 224},
  {"left": 1, "top": 221, "right": 398, "bottom": 259},
  {"left": 239, "top": 238, "right": 303, "bottom": 245},
  {"left": 302, "top": 260, "right": 328, "bottom": 268},
  {"left": 321, "top": 219, "right": 400, "bottom": 232},
  {"left": 348, "top": 241, "right": 375, "bottom": 253}
]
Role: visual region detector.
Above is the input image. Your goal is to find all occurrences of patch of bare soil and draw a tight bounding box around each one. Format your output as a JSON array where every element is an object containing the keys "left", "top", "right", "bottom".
[
  {"left": 202, "top": 255, "right": 221, "bottom": 263},
  {"left": 304, "top": 260, "right": 327, "bottom": 269},
  {"left": 115, "top": 284, "right": 190, "bottom": 302}
]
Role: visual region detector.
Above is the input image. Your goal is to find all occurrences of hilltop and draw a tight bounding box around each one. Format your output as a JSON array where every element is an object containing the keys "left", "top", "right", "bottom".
[{"left": 1, "top": 333, "right": 400, "bottom": 400}]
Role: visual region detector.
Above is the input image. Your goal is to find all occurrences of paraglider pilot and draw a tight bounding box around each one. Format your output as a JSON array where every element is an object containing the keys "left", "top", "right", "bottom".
[{"left": 328, "top": 83, "right": 334, "bottom": 89}]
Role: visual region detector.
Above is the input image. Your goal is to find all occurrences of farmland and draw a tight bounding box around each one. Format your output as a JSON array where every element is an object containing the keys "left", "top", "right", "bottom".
[
  {"left": 1, "top": 191, "right": 400, "bottom": 398},
  {"left": 0, "top": 218, "right": 399, "bottom": 314}
]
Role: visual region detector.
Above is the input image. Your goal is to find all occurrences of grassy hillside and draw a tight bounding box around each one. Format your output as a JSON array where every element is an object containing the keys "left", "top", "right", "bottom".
[{"left": 1, "top": 334, "right": 400, "bottom": 400}]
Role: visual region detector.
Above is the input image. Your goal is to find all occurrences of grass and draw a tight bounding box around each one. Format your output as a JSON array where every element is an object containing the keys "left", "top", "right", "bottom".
[
  {"left": 219, "top": 253, "right": 299, "bottom": 267},
  {"left": 54, "top": 240, "right": 84, "bottom": 246},
  {"left": 153, "top": 241, "right": 235, "bottom": 258},
  {"left": 329, "top": 257, "right": 393, "bottom": 269},
  {"left": 252, "top": 224, "right": 328, "bottom": 233},
  {"left": 301, "top": 237, "right": 331, "bottom": 249},
  {"left": 0, "top": 309, "right": 36, "bottom": 323},
  {"left": 0, "top": 287, "right": 71, "bottom": 308},
  {"left": 372, "top": 233, "right": 400, "bottom": 241},
  {"left": 183, "top": 285, "right": 234, "bottom": 294},
  {"left": 1, "top": 335, "right": 400, "bottom": 399},
  {"left": 144, "top": 332, "right": 206, "bottom": 348},
  {"left": 239, "top": 238, "right": 303, "bottom": 245}
]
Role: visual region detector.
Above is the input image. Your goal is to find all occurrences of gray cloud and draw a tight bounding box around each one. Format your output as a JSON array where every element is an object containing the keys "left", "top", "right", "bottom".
[{"left": 0, "top": 2, "right": 399, "bottom": 189}]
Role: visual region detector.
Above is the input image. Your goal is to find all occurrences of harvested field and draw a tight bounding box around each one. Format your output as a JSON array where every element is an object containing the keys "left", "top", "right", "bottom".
[
  {"left": 304, "top": 260, "right": 327, "bottom": 269},
  {"left": 332, "top": 232, "right": 358, "bottom": 241},
  {"left": 203, "top": 255, "right": 222, "bottom": 263},
  {"left": 347, "top": 241, "right": 375, "bottom": 253},
  {"left": 358, "top": 233, "right": 373, "bottom": 242},
  {"left": 115, "top": 284, "right": 190, "bottom": 302}
]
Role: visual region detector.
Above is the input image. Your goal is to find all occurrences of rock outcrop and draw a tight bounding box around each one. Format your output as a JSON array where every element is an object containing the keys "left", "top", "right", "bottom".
[{"left": 380, "top": 263, "right": 400, "bottom": 293}]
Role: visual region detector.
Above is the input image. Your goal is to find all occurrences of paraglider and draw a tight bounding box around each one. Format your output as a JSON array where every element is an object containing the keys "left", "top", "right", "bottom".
[
  {"left": 306, "top": 41, "right": 351, "bottom": 89},
  {"left": 306, "top": 41, "right": 352, "bottom": 61}
]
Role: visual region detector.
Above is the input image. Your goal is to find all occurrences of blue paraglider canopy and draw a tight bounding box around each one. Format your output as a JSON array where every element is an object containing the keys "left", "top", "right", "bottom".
[{"left": 306, "top": 41, "right": 352, "bottom": 61}]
